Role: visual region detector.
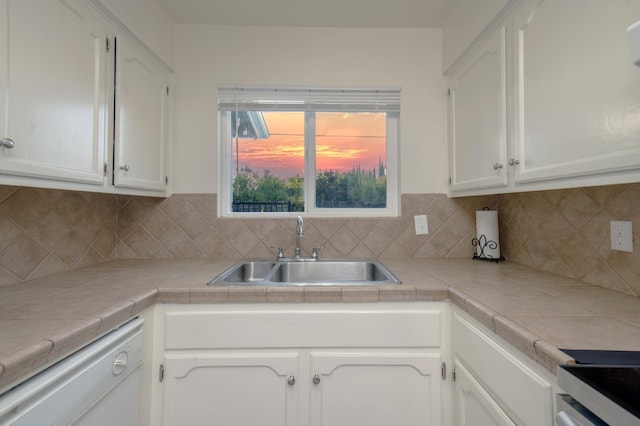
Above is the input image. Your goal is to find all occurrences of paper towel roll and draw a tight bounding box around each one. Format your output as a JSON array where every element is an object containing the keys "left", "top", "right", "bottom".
[{"left": 475, "top": 210, "right": 500, "bottom": 259}]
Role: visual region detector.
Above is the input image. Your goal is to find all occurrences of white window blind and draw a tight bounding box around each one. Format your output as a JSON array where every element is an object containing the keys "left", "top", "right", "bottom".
[{"left": 218, "top": 86, "right": 401, "bottom": 112}]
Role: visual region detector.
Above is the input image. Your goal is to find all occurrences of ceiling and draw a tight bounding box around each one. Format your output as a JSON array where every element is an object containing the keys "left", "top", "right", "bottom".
[{"left": 156, "top": 0, "right": 459, "bottom": 28}]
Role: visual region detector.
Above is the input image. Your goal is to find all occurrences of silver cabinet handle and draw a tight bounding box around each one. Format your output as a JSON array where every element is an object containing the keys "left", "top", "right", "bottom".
[
  {"left": 119, "top": 164, "right": 130, "bottom": 172},
  {"left": 287, "top": 376, "right": 295, "bottom": 386},
  {"left": 1, "top": 138, "right": 15, "bottom": 149},
  {"left": 312, "top": 374, "right": 321, "bottom": 384},
  {"left": 508, "top": 158, "right": 520, "bottom": 166},
  {"left": 493, "top": 163, "right": 503, "bottom": 170}
]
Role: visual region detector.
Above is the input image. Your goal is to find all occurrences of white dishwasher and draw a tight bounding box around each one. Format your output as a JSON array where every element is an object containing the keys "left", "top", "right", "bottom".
[{"left": 0, "top": 318, "right": 144, "bottom": 426}]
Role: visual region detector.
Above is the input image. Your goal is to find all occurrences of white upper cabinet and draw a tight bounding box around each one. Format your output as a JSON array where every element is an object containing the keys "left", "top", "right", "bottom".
[
  {"left": 447, "top": 0, "right": 640, "bottom": 196},
  {"left": 449, "top": 26, "right": 508, "bottom": 192},
  {"left": 0, "top": 0, "right": 172, "bottom": 196},
  {"left": 0, "top": 0, "right": 107, "bottom": 184},
  {"left": 113, "top": 35, "right": 169, "bottom": 192},
  {"left": 513, "top": 0, "right": 640, "bottom": 183}
]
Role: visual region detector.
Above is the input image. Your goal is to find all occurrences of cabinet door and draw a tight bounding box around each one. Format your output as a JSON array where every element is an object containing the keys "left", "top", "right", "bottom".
[
  {"left": 454, "top": 360, "right": 516, "bottom": 426},
  {"left": 113, "top": 36, "right": 169, "bottom": 192},
  {"left": 513, "top": 0, "right": 640, "bottom": 183},
  {"left": 162, "top": 353, "right": 299, "bottom": 426},
  {"left": 0, "top": 0, "right": 107, "bottom": 184},
  {"left": 309, "top": 352, "right": 442, "bottom": 426},
  {"left": 449, "top": 26, "right": 508, "bottom": 192},
  {"left": 452, "top": 312, "right": 553, "bottom": 425}
]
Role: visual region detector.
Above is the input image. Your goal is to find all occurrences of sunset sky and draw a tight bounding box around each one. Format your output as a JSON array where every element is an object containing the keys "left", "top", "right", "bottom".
[{"left": 233, "top": 111, "right": 387, "bottom": 178}]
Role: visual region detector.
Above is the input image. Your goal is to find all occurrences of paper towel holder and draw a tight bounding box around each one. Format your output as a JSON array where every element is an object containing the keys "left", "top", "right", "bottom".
[
  {"left": 472, "top": 234, "right": 505, "bottom": 262},
  {"left": 472, "top": 207, "right": 505, "bottom": 262}
]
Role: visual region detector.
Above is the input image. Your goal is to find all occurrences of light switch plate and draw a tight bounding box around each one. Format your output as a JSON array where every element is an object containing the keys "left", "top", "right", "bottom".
[
  {"left": 611, "top": 220, "right": 633, "bottom": 252},
  {"left": 414, "top": 215, "right": 428, "bottom": 235}
]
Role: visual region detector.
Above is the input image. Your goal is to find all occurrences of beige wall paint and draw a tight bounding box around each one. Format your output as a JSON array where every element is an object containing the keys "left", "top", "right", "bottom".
[{"left": 171, "top": 25, "right": 448, "bottom": 194}]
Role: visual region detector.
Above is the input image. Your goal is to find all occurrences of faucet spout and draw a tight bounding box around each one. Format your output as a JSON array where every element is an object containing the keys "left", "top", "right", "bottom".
[{"left": 295, "top": 216, "right": 304, "bottom": 257}]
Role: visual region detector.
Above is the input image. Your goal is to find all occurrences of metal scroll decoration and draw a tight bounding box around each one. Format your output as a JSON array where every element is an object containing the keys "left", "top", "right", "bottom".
[{"left": 472, "top": 234, "right": 505, "bottom": 262}]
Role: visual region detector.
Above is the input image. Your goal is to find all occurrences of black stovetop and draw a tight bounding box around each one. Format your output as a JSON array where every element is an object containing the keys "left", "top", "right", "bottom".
[
  {"left": 559, "top": 349, "right": 640, "bottom": 422},
  {"left": 562, "top": 349, "right": 640, "bottom": 365}
]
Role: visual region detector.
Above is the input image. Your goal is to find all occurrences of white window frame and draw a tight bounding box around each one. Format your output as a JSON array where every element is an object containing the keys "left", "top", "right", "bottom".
[{"left": 218, "top": 87, "right": 400, "bottom": 218}]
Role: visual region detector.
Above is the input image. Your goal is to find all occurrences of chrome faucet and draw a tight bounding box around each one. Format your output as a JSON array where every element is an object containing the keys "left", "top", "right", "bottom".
[{"left": 295, "top": 216, "right": 304, "bottom": 258}]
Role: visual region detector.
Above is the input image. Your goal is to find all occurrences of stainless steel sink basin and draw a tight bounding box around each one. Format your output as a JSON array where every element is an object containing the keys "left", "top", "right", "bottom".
[
  {"left": 212, "top": 261, "right": 276, "bottom": 284},
  {"left": 208, "top": 259, "right": 400, "bottom": 286}
]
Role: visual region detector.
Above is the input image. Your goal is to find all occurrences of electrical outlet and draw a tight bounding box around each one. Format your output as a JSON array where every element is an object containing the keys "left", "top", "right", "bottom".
[
  {"left": 610, "top": 220, "right": 633, "bottom": 252},
  {"left": 414, "top": 215, "right": 428, "bottom": 235}
]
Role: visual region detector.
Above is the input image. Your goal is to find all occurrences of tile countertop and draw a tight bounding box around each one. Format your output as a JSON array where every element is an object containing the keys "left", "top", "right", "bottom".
[{"left": 1, "top": 257, "right": 640, "bottom": 393}]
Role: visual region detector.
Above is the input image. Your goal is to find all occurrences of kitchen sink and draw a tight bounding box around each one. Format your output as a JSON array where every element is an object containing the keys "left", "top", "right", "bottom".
[
  {"left": 208, "top": 259, "right": 400, "bottom": 286},
  {"left": 214, "top": 261, "right": 276, "bottom": 283}
]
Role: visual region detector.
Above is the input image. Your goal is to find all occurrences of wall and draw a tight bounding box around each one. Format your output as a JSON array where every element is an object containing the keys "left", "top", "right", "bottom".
[
  {"left": 441, "top": 0, "right": 509, "bottom": 72},
  {"left": 2, "top": 182, "right": 640, "bottom": 301},
  {"left": 0, "top": 186, "right": 117, "bottom": 287},
  {"left": 171, "top": 25, "right": 448, "bottom": 194},
  {"left": 0, "top": 186, "right": 494, "bottom": 286},
  {"left": 96, "top": 0, "right": 175, "bottom": 68},
  {"left": 115, "top": 193, "right": 493, "bottom": 262},
  {"left": 498, "top": 183, "right": 640, "bottom": 297}
]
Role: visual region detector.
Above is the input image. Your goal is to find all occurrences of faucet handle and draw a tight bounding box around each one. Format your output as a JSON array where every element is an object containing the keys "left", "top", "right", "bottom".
[
  {"left": 269, "top": 246, "right": 285, "bottom": 259},
  {"left": 311, "top": 245, "right": 325, "bottom": 259}
]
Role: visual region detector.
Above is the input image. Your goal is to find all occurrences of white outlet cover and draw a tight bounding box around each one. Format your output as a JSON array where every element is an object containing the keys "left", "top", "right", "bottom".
[
  {"left": 414, "top": 215, "right": 428, "bottom": 235},
  {"left": 610, "top": 220, "right": 633, "bottom": 252}
]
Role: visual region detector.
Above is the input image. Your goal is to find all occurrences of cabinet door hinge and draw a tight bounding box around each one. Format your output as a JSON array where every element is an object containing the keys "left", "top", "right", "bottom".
[
  {"left": 441, "top": 362, "right": 447, "bottom": 380},
  {"left": 165, "top": 176, "right": 169, "bottom": 185},
  {"left": 448, "top": 88, "right": 451, "bottom": 96},
  {"left": 103, "top": 162, "right": 108, "bottom": 177},
  {"left": 166, "top": 86, "right": 170, "bottom": 96},
  {"left": 159, "top": 364, "right": 165, "bottom": 382},
  {"left": 453, "top": 366, "right": 457, "bottom": 382},
  {"left": 106, "top": 38, "right": 110, "bottom": 53}
]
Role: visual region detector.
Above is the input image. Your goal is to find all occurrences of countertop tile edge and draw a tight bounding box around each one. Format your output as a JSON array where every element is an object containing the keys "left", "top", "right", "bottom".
[
  {"left": 0, "top": 340, "right": 53, "bottom": 392},
  {"left": 493, "top": 315, "right": 540, "bottom": 363},
  {"left": 97, "top": 301, "right": 136, "bottom": 335},
  {"left": 45, "top": 318, "right": 102, "bottom": 364},
  {"left": 534, "top": 339, "right": 576, "bottom": 372},
  {"left": 464, "top": 296, "right": 499, "bottom": 332}
]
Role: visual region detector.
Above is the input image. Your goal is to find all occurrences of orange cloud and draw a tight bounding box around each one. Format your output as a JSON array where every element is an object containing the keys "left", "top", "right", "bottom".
[{"left": 233, "top": 111, "right": 386, "bottom": 177}]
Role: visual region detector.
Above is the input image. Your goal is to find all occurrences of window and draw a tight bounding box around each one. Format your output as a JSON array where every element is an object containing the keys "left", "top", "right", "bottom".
[{"left": 218, "top": 87, "right": 400, "bottom": 217}]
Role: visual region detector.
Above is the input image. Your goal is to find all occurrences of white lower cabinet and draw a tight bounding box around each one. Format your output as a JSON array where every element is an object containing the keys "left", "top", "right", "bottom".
[
  {"left": 452, "top": 308, "right": 554, "bottom": 426},
  {"left": 141, "top": 303, "right": 559, "bottom": 426},
  {"left": 163, "top": 352, "right": 299, "bottom": 426},
  {"left": 309, "top": 352, "right": 442, "bottom": 426},
  {"left": 155, "top": 303, "right": 447, "bottom": 426},
  {"left": 454, "top": 359, "right": 515, "bottom": 426}
]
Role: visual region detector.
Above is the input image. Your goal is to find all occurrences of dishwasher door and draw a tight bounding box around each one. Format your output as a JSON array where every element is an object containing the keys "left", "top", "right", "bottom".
[{"left": 0, "top": 318, "right": 144, "bottom": 426}]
